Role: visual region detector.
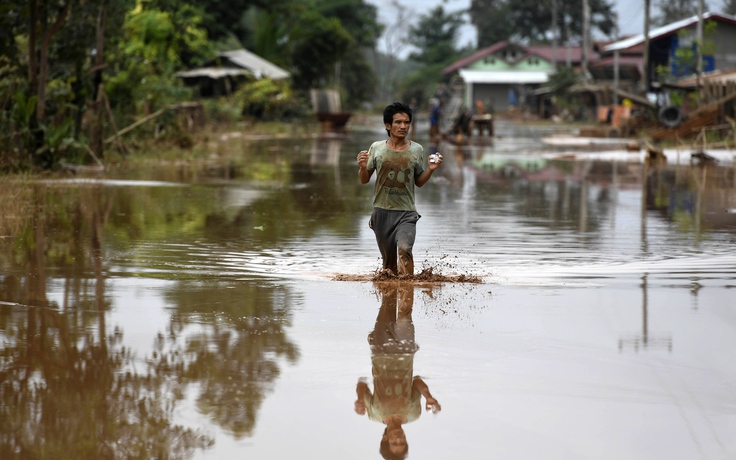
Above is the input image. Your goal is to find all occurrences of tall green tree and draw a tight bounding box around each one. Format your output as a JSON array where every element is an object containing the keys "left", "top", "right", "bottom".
[
  {"left": 400, "top": 6, "right": 465, "bottom": 104},
  {"left": 240, "top": 7, "right": 291, "bottom": 65},
  {"left": 408, "top": 5, "right": 465, "bottom": 66},
  {"left": 653, "top": 0, "right": 711, "bottom": 26},
  {"left": 313, "top": 0, "right": 382, "bottom": 108},
  {"left": 0, "top": 3, "right": 23, "bottom": 69},
  {"left": 106, "top": 1, "right": 212, "bottom": 114},
  {"left": 213, "top": 0, "right": 381, "bottom": 109},
  {"left": 197, "top": 0, "right": 291, "bottom": 44},
  {"left": 0, "top": 0, "right": 133, "bottom": 169},
  {"left": 315, "top": 0, "right": 381, "bottom": 49},
  {"left": 287, "top": 9, "right": 352, "bottom": 92},
  {"left": 28, "top": 0, "right": 73, "bottom": 121},
  {"left": 469, "top": 0, "right": 616, "bottom": 48},
  {"left": 724, "top": 0, "right": 736, "bottom": 15},
  {"left": 122, "top": 0, "right": 213, "bottom": 71}
]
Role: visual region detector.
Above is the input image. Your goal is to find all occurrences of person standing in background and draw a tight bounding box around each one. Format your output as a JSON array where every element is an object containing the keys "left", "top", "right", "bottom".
[
  {"left": 429, "top": 98, "right": 440, "bottom": 144},
  {"left": 408, "top": 97, "right": 418, "bottom": 141}
]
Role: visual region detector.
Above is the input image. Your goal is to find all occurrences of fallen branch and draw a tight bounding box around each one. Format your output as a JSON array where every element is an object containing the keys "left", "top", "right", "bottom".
[
  {"left": 79, "top": 142, "right": 105, "bottom": 169},
  {"left": 101, "top": 86, "right": 128, "bottom": 156},
  {"left": 104, "top": 107, "right": 166, "bottom": 144}
]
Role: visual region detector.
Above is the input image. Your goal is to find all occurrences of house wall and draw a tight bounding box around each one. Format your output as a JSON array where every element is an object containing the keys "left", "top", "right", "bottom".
[
  {"left": 663, "top": 21, "right": 736, "bottom": 77},
  {"left": 471, "top": 84, "right": 513, "bottom": 112},
  {"left": 452, "top": 45, "right": 560, "bottom": 114},
  {"left": 712, "top": 25, "right": 736, "bottom": 70}
]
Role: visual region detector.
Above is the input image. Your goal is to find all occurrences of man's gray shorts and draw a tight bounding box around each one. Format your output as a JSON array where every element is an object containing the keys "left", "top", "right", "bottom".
[{"left": 369, "top": 208, "right": 420, "bottom": 275}]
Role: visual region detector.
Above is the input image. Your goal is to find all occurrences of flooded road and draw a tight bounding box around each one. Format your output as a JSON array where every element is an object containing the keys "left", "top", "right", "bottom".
[{"left": 1, "top": 120, "right": 736, "bottom": 459}]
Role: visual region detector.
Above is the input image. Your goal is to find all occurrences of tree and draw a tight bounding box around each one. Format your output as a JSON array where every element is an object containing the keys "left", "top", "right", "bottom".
[
  {"left": 468, "top": 0, "right": 513, "bottom": 48},
  {"left": 0, "top": 3, "right": 23, "bottom": 69},
  {"left": 724, "top": 0, "right": 736, "bottom": 15},
  {"left": 220, "top": 0, "right": 381, "bottom": 109},
  {"left": 653, "top": 0, "right": 711, "bottom": 26},
  {"left": 240, "top": 7, "right": 291, "bottom": 66},
  {"left": 1, "top": 0, "right": 132, "bottom": 168},
  {"left": 408, "top": 5, "right": 465, "bottom": 66},
  {"left": 469, "top": 0, "right": 616, "bottom": 48},
  {"left": 29, "top": 0, "right": 73, "bottom": 121},
  {"left": 314, "top": 0, "right": 380, "bottom": 49},
  {"left": 197, "top": 0, "right": 291, "bottom": 44},
  {"left": 121, "top": 0, "right": 213, "bottom": 72},
  {"left": 399, "top": 6, "right": 465, "bottom": 106},
  {"left": 287, "top": 10, "right": 353, "bottom": 92},
  {"left": 373, "top": 1, "right": 412, "bottom": 104},
  {"left": 106, "top": 1, "right": 212, "bottom": 114},
  {"left": 313, "top": 0, "right": 382, "bottom": 108}
]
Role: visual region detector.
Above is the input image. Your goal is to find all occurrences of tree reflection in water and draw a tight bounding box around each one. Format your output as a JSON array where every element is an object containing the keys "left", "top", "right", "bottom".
[
  {"left": 354, "top": 284, "right": 441, "bottom": 460},
  {"left": 0, "top": 183, "right": 300, "bottom": 457},
  {"left": 161, "top": 282, "right": 300, "bottom": 438}
]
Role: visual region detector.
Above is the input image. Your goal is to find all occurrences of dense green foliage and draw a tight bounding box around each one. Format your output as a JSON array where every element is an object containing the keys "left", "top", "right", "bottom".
[
  {"left": 653, "top": 0, "right": 711, "bottom": 26},
  {"left": 399, "top": 6, "right": 468, "bottom": 105},
  {"left": 408, "top": 6, "right": 466, "bottom": 66},
  {"left": 469, "top": 0, "right": 616, "bottom": 48},
  {"left": 725, "top": 0, "right": 736, "bottom": 15},
  {"left": 0, "top": 0, "right": 384, "bottom": 172}
]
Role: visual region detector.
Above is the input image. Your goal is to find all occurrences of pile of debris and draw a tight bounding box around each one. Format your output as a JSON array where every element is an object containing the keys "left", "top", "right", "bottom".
[{"left": 651, "top": 91, "right": 736, "bottom": 143}]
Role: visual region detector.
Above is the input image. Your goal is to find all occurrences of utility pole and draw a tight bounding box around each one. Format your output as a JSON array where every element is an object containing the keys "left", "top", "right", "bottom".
[
  {"left": 642, "top": 0, "right": 651, "bottom": 94},
  {"left": 613, "top": 13, "right": 620, "bottom": 105},
  {"left": 552, "top": 0, "right": 558, "bottom": 70},
  {"left": 696, "top": 0, "right": 704, "bottom": 75},
  {"left": 696, "top": 0, "right": 704, "bottom": 104},
  {"left": 566, "top": 21, "right": 572, "bottom": 67},
  {"left": 582, "top": 0, "right": 590, "bottom": 80}
]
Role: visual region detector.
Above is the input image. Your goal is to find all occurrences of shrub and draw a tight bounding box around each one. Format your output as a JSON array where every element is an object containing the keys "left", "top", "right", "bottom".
[{"left": 232, "top": 79, "right": 309, "bottom": 121}]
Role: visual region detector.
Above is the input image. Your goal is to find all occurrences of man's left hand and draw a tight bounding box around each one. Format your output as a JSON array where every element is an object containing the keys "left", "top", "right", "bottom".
[{"left": 429, "top": 153, "right": 443, "bottom": 171}]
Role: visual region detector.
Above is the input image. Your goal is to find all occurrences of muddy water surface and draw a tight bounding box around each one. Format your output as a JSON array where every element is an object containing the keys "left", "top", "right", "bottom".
[{"left": 1, "top": 120, "right": 736, "bottom": 459}]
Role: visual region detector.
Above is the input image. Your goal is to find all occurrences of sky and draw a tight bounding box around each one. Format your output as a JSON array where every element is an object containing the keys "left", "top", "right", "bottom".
[{"left": 364, "top": 0, "right": 728, "bottom": 57}]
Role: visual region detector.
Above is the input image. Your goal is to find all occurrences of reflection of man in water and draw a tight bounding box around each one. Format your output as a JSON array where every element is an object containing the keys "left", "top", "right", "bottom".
[{"left": 354, "top": 284, "right": 441, "bottom": 459}]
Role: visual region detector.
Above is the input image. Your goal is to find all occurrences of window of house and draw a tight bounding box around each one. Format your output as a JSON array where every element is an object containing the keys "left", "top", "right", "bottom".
[{"left": 503, "top": 49, "right": 518, "bottom": 62}]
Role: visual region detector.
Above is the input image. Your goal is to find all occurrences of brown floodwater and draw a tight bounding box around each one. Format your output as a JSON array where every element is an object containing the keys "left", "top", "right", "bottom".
[{"left": 1, "top": 119, "right": 736, "bottom": 459}]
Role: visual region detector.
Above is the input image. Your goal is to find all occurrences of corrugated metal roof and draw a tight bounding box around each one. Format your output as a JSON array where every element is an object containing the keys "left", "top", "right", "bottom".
[
  {"left": 459, "top": 69, "right": 549, "bottom": 84},
  {"left": 525, "top": 45, "right": 595, "bottom": 63},
  {"left": 443, "top": 41, "right": 511, "bottom": 75},
  {"left": 604, "top": 12, "right": 736, "bottom": 52},
  {"left": 217, "top": 49, "right": 290, "bottom": 80},
  {"left": 443, "top": 41, "right": 590, "bottom": 75}
]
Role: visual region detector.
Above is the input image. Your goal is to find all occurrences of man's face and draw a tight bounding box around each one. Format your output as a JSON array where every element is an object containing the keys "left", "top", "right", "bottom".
[
  {"left": 387, "top": 427, "right": 408, "bottom": 455},
  {"left": 386, "top": 112, "right": 411, "bottom": 139}
]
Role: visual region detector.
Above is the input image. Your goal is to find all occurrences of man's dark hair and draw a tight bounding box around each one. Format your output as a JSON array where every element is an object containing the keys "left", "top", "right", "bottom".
[
  {"left": 379, "top": 428, "right": 409, "bottom": 460},
  {"left": 383, "top": 101, "right": 413, "bottom": 137}
]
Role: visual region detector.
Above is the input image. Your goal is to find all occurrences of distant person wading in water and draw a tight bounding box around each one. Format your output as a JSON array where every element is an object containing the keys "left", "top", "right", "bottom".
[{"left": 356, "top": 102, "right": 443, "bottom": 276}]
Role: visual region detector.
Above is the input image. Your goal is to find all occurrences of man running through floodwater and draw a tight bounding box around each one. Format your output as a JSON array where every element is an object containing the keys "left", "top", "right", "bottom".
[{"left": 356, "top": 101, "right": 443, "bottom": 276}]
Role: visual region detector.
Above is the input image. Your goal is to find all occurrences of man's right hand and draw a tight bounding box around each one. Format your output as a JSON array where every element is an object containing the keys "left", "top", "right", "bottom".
[
  {"left": 357, "top": 150, "right": 369, "bottom": 169},
  {"left": 354, "top": 399, "right": 367, "bottom": 415}
]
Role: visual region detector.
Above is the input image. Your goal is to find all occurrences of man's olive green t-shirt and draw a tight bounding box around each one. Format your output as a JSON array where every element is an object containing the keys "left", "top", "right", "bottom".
[{"left": 366, "top": 140, "right": 425, "bottom": 211}]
